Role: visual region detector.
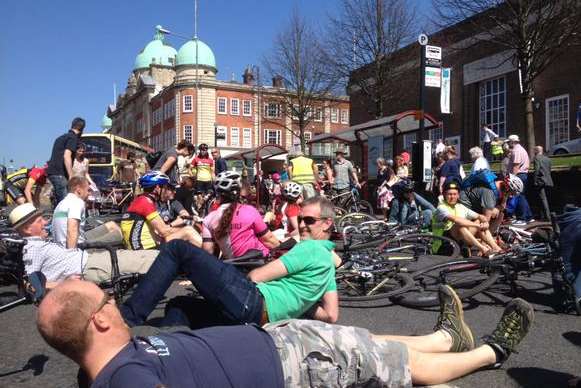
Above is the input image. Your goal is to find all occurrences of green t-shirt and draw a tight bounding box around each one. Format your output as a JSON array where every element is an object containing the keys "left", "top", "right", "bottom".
[{"left": 256, "top": 239, "right": 337, "bottom": 322}]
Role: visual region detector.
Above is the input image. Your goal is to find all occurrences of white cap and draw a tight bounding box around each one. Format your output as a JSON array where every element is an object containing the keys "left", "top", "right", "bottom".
[{"left": 508, "top": 134, "right": 520, "bottom": 142}]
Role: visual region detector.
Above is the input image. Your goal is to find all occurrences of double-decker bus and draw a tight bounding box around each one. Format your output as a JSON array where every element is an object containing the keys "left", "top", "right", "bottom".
[{"left": 81, "top": 133, "right": 150, "bottom": 187}]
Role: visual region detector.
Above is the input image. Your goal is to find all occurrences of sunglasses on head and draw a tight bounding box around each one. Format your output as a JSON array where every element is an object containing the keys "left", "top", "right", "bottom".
[{"left": 298, "top": 216, "right": 324, "bottom": 225}]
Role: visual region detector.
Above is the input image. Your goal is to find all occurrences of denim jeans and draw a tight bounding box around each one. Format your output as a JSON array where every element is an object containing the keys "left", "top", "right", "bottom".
[
  {"left": 120, "top": 240, "right": 264, "bottom": 327},
  {"left": 48, "top": 175, "right": 68, "bottom": 205},
  {"left": 515, "top": 173, "right": 533, "bottom": 221},
  {"left": 558, "top": 208, "right": 581, "bottom": 299},
  {"left": 389, "top": 193, "right": 435, "bottom": 229}
]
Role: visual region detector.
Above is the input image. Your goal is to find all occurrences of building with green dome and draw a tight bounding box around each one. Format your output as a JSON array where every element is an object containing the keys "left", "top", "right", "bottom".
[{"left": 106, "top": 25, "right": 349, "bottom": 158}]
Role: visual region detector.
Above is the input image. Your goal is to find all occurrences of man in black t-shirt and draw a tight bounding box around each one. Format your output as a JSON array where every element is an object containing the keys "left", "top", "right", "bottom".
[
  {"left": 175, "top": 176, "right": 195, "bottom": 215},
  {"left": 37, "top": 280, "right": 534, "bottom": 388},
  {"left": 46, "top": 117, "right": 85, "bottom": 204}
]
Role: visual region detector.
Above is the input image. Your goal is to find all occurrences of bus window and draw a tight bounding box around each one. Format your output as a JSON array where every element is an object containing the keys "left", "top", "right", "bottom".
[{"left": 84, "top": 137, "right": 112, "bottom": 164}]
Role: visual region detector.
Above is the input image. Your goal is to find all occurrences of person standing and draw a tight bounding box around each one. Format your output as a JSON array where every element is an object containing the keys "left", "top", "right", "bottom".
[
  {"left": 71, "top": 143, "right": 96, "bottom": 187},
  {"left": 212, "top": 148, "right": 228, "bottom": 175},
  {"left": 153, "top": 140, "right": 195, "bottom": 186},
  {"left": 438, "top": 146, "right": 465, "bottom": 194},
  {"left": 435, "top": 138, "right": 446, "bottom": 155},
  {"left": 395, "top": 156, "right": 409, "bottom": 179},
  {"left": 481, "top": 125, "right": 498, "bottom": 160},
  {"left": 288, "top": 151, "right": 319, "bottom": 199},
  {"left": 46, "top": 117, "right": 85, "bottom": 204},
  {"left": 507, "top": 134, "right": 533, "bottom": 225},
  {"left": 532, "top": 146, "right": 553, "bottom": 221},
  {"left": 468, "top": 146, "right": 489, "bottom": 173}
]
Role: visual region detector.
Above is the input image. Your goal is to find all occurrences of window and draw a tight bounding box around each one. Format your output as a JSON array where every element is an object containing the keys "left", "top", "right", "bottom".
[
  {"left": 403, "top": 132, "right": 416, "bottom": 151},
  {"left": 264, "top": 129, "right": 282, "bottom": 145},
  {"left": 231, "top": 127, "right": 240, "bottom": 147},
  {"left": 428, "top": 127, "right": 443, "bottom": 143},
  {"left": 340, "top": 109, "right": 349, "bottom": 124},
  {"left": 243, "top": 128, "right": 252, "bottom": 148},
  {"left": 546, "top": 94, "right": 570, "bottom": 150},
  {"left": 217, "top": 97, "right": 227, "bottom": 114},
  {"left": 314, "top": 107, "right": 323, "bottom": 122},
  {"left": 331, "top": 108, "right": 339, "bottom": 123},
  {"left": 163, "top": 99, "right": 175, "bottom": 120},
  {"left": 243, "top": 100, "right": 252, "bottom": 116},
  {"left": 479, "top": 76, "right": 506, "bottom": 138},
  {"left": 292, "top": 104, "right": 299, "bottom": 121},
  {"left": 264, "top": 102, "right": 281, "bottom": 118},
  {"left": 183, "top": 95, "right": 193, "bottom": 113},
  {"left": 183, "top": 125, "right": 193, "bottom": 143},
  {"left": 152, "top": 107, "right": 162, "bottom": 126},
  {"left": 304, "top": 131, "right": 312, "bottom": 142},
  {"left": 231, "top": 98, "right": 240, "bottom": 115}
]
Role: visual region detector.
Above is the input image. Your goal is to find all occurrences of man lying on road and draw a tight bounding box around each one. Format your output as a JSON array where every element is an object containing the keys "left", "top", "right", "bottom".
[{"left": 37, "top": 280, "right": 534, "bottom": 387}]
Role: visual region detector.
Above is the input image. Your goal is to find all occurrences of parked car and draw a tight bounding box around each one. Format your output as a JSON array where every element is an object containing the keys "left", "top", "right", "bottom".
[{"left": 552, "top": 138, "right": 581, "bottom": 155}]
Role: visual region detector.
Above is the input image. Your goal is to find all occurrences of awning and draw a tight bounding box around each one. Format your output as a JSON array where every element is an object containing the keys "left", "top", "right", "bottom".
[
  {"left": 309, "top": 110, "right": 441, "bottom": 144},
  {"left": 224, "top": 144, "right": 288, "bottom": 162}
]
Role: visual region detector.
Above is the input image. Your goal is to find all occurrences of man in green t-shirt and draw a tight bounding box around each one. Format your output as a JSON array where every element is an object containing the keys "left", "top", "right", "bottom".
[{"left": 121, "top": 196, "right": 341, "bottom": 327}]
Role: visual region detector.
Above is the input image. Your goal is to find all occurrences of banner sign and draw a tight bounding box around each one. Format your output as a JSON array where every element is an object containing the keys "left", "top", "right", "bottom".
[
  {"left": 425, "top": 67, "right": 442, "bottom": 88},
  {"left": 440, "top": 68, "right": 451, "bottom": 114}
]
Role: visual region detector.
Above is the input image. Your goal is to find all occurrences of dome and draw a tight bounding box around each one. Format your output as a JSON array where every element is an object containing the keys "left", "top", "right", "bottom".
[
  {"left": 133, "top": 26, "right": 177, "bottom": 70},
  {"left": 176, "top": 38, "right": 217, "bottom": 70},
  {"left": 101, "top": 114, "right": 112, "bottom": 130}
]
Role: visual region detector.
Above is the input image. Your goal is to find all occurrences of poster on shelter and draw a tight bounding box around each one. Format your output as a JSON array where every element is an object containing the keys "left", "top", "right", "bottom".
[{"left": 367, "top": 136, "right": 383, "bottom": 178}]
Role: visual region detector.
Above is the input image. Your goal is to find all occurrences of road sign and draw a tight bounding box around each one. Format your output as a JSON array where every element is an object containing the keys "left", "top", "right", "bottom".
[
  {"left": 418, "top": 33, "right": 429, "bottom": 46},
  {"left": 425, "top": 67, "right": 442, "bottom": 88},
  {"left": 425, "top": 45, "right": 442, "bottom": 60}
]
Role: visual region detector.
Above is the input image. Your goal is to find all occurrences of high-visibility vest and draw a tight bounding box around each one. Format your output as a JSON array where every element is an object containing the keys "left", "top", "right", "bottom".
[{"left": 290, "top": 156, "right": 315, "bottom": 184}]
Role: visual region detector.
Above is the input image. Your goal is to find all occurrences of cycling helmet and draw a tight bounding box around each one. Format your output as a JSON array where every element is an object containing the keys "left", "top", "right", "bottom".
[
  {"left": 272, "top": 173, "right": 281, "bottom": 182},
  {"left": 139, "top": 171, "right": 170, "bottom": 188},
  {"left": 283, "top": 181, "right": 302, "bottom": 200},
  {"left": 386, "top": 159, "right": 394, "bottom": 167},
  {"left": 442, "top": 179, "right": 461, "bottom": 192},
  {"left": 215, "top": 171, "right": 241, "bottom": 193},
  {"left": 504, "top": 174, "right": 524, "bottom": 194}
]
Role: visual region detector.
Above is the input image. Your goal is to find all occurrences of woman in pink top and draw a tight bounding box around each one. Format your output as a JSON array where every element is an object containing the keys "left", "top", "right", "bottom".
[{"left": 202, "top": 171, "right": 281, "bottom": 259}]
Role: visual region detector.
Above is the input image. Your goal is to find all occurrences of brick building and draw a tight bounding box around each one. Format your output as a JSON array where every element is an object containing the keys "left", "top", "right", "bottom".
[
  {"left": 348, "top": 12, "right": 581, "bottom": 160},
  {"left": 105, "top": 26, "right": 350, "bottom": 157}
]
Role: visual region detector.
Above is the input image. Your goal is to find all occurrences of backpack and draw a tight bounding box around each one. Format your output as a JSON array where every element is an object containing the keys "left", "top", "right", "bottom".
[
  {"left": 145, "top": 151, "right": 163, "bottom": 169},
  {"left": 460, "top": 169, "right": 499, "bottom": 199}
]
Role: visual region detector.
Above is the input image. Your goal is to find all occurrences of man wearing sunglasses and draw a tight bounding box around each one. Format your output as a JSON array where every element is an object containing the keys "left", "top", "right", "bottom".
[
  {"left": 119, "top": 196, "right": 341, "bottom": 327},
  {"left": 38, "top": 279, "right": 534, "bottom": 387}
]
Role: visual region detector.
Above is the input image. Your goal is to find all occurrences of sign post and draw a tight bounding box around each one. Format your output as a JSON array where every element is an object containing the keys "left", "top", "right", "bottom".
[{"left": 418, "top": 34, "right": 428, "bottom": 142}]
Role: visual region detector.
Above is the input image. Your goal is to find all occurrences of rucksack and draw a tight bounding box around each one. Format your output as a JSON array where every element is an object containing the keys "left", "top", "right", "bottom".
[
  {"left": 145, "top": 151, "right": 163, "bottom": 169},
  {"left": 461, "top": 169, "right": 499, "bottom": 199}
]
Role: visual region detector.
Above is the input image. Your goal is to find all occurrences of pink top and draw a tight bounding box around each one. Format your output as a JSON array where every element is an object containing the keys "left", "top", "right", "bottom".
[
  {"left": 202, "top": 203, "right": 270, "bottom": 259},
  {"left": 508, "top": 144, "right": 530, "bottom": 174}
]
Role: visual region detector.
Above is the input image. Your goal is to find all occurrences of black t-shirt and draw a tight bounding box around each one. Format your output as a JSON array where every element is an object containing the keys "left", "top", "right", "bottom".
[
  {"left": 47, "top": 130, "right": 80, "bottom": 177},
  {"left": 440, "top": 159, "right": 462, "bottom": 182},
  {"left": 175, "top": 187, "right": 194, "bottom": 215},
  {"left": 91, "top": 326, "right": 284, "bottom": 388},
  {"left": 215, "top": 157, "right": 228, "bottom": 175},
  {"left": 157, "top": 200, "right": 186, "bottom": 223},
  {"left": 153, "top": 147, "right": 179, "bottom": 185}
]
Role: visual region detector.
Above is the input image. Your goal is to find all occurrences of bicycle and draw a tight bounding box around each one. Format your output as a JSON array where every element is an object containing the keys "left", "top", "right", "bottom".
[
  {"left": 328, "top": 183, "right": 374, "bottom": 215},
  {"left": 97, "top": 181, "right": 134, "bottom": 214}
]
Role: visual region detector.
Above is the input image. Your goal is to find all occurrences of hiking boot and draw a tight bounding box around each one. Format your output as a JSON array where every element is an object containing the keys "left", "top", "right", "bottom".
[
  {"left": 483, "top": 298, "right": 534, "bottom": 368},
  {"left": 434, "top": 285, "right": 475, "bottom": 352}
]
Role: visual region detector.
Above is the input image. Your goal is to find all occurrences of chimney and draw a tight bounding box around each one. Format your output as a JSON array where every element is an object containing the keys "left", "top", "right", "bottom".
[
  {"left": 272, "top": 75, "right": 284, "bottom": 88},
  {"left": 243, "top": 66, "right": 255, "bottom": 85}
]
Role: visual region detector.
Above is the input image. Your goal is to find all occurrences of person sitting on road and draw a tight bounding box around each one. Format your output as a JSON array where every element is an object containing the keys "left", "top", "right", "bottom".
[
  {"left": 4, "top": 165, "right": 48, "bottom": 206},
  {"left": 52, "top": 176, "right": 122, "bottom": 249},
  {"left": 157, "top": 184, "right": 194, "bottom": 228},
  {"left": 433, "top": 179, "right": 502, "bottom": 256},
  {"left": 269, "top": 181, "right": 303, "bottom": 240},
  {"left": 460, "top": 172, "right": 524, "bottom": 233},
  {"left": 9, "top": 203, "right": 158, "bottom": 285},
  {"left": 120, "top": 195, "right": 341, "bottom": 328},
  {"left": 38, "top": 279, "right": 534, "bottom": 387},
  {"left": 389, "top": 180, "right": 435, "bottom": 230},
  {"left": 121, "top": 171, "right": 202, "bottom": 250},
  {"left": 202, "top": 171, "right": 280, "bottom": 259},
  {"left": 174, "top": 176, "right": 195, "bottom": 215}
]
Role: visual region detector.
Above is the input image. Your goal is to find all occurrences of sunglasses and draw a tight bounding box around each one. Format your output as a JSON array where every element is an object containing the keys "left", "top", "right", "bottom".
[
  {"left": 84, "top": 291, "right": 114, "bottom": 330},
  {"left": 298, "top": 216, "right": 325, "bottom": 225}
]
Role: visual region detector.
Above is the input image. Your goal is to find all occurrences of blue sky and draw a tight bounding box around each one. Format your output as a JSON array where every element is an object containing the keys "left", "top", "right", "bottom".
[{"left": 0, "top": 0, "right": 431, "bottom": 168}]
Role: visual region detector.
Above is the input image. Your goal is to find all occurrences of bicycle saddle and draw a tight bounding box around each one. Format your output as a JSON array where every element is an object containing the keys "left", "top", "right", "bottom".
[{"left": 226, "top": 249, "right": 265, "bottom": 263}]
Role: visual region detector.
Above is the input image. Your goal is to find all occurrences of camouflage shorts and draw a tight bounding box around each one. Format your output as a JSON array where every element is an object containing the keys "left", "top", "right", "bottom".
[{"left": 263, "top": 319, "right": 412, "bottom": 387}]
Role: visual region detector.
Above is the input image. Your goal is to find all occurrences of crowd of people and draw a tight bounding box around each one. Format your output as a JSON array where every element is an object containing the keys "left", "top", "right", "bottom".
[{"left": 2, "top": 116, "right": 580, "bottom": 387}]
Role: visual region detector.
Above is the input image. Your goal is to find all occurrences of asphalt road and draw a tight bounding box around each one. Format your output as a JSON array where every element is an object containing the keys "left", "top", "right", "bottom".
[{"left": 0, "top": 271, "right": 579, "bottom": 387}]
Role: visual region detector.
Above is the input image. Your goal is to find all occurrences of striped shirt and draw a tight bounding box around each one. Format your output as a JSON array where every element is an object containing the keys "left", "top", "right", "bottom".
[{"left": 22, "top": 237, "right": 87, "bottom": 282}]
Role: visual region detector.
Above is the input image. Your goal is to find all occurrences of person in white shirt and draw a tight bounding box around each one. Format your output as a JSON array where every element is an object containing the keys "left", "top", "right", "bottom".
[
  {"left": 52, "top": 176, "right": 122, "bottom": 249},
  {"left": 469, "top": 146, "right": 490, "bottom": 173},
  {"left": 435, "top": 138, "right": 446, "bottom": 155},
  {"left": 481, "top": 125, "right": 498, "bottom": 160}
]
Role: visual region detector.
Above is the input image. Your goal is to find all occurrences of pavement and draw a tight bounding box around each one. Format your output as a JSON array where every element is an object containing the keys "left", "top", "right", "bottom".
[{"left": 0, "top": 271, "right": 579, "bottom": 387}]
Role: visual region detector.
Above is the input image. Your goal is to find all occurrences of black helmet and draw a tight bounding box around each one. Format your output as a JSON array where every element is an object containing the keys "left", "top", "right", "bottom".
[{"left": 443, "top": 178, "right": 461, "bottom": 192}]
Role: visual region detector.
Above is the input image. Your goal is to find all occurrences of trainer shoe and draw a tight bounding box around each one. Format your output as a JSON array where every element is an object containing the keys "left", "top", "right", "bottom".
[
  {"left": 512, "top": 220, "right": 527, "bottom": 226},
  {"left": 482, "top": 298, "right": 534, "bottom": 368},
  {"left": 434, "top": 285, "right": 475, "bottom": 352}
]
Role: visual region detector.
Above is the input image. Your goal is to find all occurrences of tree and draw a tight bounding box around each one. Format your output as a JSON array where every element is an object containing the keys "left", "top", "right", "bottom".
[
  {"left": 263, "top": 11, "right": 340, "bottom": 154},
  {"left": 432, "top": 0, "right": 581, "bottom": 154},
  {"left": 325, "top": 0, "right": 417, "bottom": 119}
]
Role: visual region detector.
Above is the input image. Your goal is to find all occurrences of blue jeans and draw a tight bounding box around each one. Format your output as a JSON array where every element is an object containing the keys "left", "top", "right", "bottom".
[
  {"left": 515, "top": 173, "right": 533, "bottom": 221},
  {"left": 120, "top": 240, "right": 264, "bottom": 327},
  {"left": 558, "top": 208, "right": 581, "bottom": 299},
  {"left": 389, "top": 193, "right": 435, "bottom": 229},
  {"left": 48, "top": 175, "right": 68, "bottom": 205}
]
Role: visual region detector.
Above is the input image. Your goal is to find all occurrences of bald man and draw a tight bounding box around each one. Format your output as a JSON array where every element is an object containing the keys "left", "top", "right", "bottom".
[{"left": 37, "top": 280, "right": 534, "bottom": 387}]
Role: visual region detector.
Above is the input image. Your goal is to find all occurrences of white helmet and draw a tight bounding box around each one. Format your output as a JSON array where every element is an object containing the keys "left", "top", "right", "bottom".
[
  {"left": 505, "top": 174, "right": 524, "bottom": 194},
  {"left": 283, "top": 181, "right": 303, "bottom": 200},
  {"left": 214, "top": 171, "right": 241, "bottom": 193}
]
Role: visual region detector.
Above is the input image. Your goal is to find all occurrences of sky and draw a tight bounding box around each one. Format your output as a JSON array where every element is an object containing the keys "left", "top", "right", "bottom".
[{"left": 0, "top": 0, "right": 431, "bottom": 169}]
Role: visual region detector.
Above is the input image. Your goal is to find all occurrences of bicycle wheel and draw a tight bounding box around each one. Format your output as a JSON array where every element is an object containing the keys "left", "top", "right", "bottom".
[
  {"left": 393, "top": 259, "right": 501, "bottom": 308},
  {"left": 381, "top": 233, "right": 461, "bottom": 258},
  {"left": 337, "top": 271, "right": 414, "bottom": 302},
  {"left": 354, "top": 200, "right": 375, "bottom": 216},
  {"left": 337, "top": 212, "right": 377, "bottom": 228}
]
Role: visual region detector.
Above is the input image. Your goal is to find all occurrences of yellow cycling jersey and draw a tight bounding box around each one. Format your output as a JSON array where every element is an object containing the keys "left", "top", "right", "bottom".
[{"left": 120, "top": 194, "right": 160, "bottom": 250}]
